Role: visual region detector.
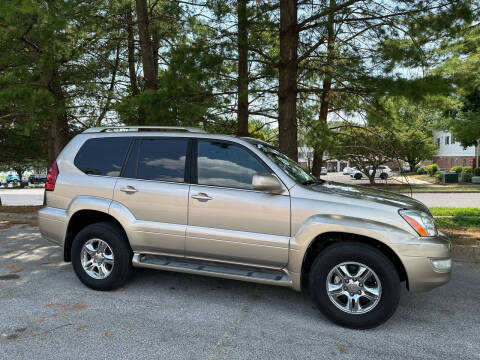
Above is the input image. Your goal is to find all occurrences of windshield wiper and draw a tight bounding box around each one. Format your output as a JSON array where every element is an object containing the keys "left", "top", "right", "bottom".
[{"left": 302, "top": 178, "right": 324, "bottom": 185}]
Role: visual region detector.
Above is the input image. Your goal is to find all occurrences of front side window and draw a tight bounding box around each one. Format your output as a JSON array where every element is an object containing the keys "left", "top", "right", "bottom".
[
  {"left": 124, "top": 138, "right": 188, "bottom": 182},
  {"left": 74, "top": 137, "right": 131, "bottom": 177},
  {"left": 253, "top": 143, "right": 316, "bottom": 185},
  {"left": 197, "top": 141, "right": 269, "bottom": 189}
]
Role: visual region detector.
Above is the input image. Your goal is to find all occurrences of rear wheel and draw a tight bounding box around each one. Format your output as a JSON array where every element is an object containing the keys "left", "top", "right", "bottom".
[
  {"left": 380, "top": 173, "right": 388, "bottom": 180},
  {"left": 309, "top": 242, "right": 400, "bottom": 329},
  {"left": 354, "top": 173, "right": 362, "bottom": 180},
  {"left": 71, "top": 222, "right": 133, "bottom": 291}
]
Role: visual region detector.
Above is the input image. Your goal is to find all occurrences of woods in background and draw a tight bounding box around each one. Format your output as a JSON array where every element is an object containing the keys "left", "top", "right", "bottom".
[{"left": 0, "top": 0, "right": 478, "bottom": 175}]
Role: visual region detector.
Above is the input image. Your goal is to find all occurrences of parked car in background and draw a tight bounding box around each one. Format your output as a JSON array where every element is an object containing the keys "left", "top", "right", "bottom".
[
  {"left": 5, "top": 174, "right": 20, "bottom": 183},
  {"left": 342, "top": 166, "right": 355, "bottom": 175},
  {"left": 39, "top": 126, "right": 451, "bottom": 329},
  {"left": 29, "top": 174, "right": 47, "bottom": 185},
  {"left": 320, "top": 167, "right": 327, "bottom": 175},
  {"left": 351, "top": 165, "right": 392, "bottom": 180}
]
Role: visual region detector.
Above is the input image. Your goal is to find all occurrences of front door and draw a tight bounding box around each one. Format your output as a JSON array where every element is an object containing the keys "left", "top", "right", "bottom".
[
  {"left": 186, "top": 140, "right": 290, "bottom": 268},
  {"left": 112, "top": 137, "right": 190, "bottom": 255}
]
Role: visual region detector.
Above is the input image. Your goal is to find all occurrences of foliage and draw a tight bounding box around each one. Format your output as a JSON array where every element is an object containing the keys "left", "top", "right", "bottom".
[
  {"left": 474, "top": 168, "right": 480, "bottom": 177},
  {"left": 430, "top": 207, "right": 480, "bottom": 217},
  {"left": 426, "top": 164, "right": 439, "bottom": 176},
  {"left": 329, "top": 124, "right": 395, "bottom": 185},
  {"left": 462, "top": 166, "right": 473, "bottom": 174},
  {"left": 367, "top": 97, "right": 437, "bottom": 171},
  {"left": 450, "top": 166, "right": 463, "bottom": 174},
  {"left": 461, "top": 172, "right": 472, "bottom": 183},
  {"left": 416, "top": 166, "right": 427, "bottom": 175}
]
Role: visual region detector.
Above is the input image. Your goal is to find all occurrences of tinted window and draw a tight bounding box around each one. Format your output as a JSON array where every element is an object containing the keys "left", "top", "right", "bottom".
[
  {"left": 197, "top": 141, "right": 269, "bottom": 189},
  {"left": 124, "top": 138, "right": 188, "bottom": 182},
  {"left": 74, "top": 137, "right": 131, "bottom": 176}
]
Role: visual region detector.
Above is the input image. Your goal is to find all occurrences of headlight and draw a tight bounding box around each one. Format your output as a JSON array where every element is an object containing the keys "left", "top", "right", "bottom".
[{"left": 399, "top": 209, "right": 437, "bottom": 237}]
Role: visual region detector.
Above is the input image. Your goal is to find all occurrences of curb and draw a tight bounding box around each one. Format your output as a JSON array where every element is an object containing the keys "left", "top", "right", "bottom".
[{"left": 451, "top": 245, "right": 480, "bottom": 263}]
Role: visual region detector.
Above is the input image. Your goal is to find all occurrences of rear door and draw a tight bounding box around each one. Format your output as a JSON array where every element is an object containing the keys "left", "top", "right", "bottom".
[
  {"left": 113, "top": 137, "right": 191, "bottom": 255},
  {"left": 186, "top": 139, "right": 290, "bottom": 268}
]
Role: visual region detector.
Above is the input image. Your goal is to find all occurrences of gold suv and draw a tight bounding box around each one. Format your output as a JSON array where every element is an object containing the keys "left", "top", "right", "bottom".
[{"left": 38, "top": 126, "right": 451, "bottom": 329}]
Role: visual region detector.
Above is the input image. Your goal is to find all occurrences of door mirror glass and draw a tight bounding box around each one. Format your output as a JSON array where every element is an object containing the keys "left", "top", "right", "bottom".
[{"left": 252, "top": 173, "right": 283, "bottom": 193}]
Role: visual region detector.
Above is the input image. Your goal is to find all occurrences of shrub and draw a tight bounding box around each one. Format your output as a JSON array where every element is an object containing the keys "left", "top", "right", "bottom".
[
  {"left": 474, "top": 167, "right": 480, "bottom": 176},
  {"left": 450, "top": 166, "right": 463, "bottom": 174},
  {"left": 462, "top": 166, "right": 472, "bottom": 174},
  {"left": 434, "top": 172, "right": 443, "bottom": 182},
  {"left": 426, "top": 163, "right": 439, "bottom": 176},
  {"left": 416, "top": 166, "right": 426, "bottom": 175},
  {"left": 462, "top": 173, "right": 472, "bottom": 183}
]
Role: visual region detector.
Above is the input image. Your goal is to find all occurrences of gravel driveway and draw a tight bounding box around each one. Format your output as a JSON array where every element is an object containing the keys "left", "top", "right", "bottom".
[{"left": 1, "top": 225, "right": 479, "bottom": 359}]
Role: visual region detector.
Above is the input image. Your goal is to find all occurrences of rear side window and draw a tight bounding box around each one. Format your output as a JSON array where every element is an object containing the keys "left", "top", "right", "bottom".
[
  {"left": 74, "top": 137, "right": 131, "bottom": 176},
  {"left": 123, "top": 138, "right": 188, "bottom": 182},
  {"left": 197, "top": 140, "right": 269, "bottom": 189}
]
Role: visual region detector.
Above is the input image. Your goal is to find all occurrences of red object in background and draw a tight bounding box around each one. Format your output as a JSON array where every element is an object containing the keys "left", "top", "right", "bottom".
[{"left": 45, "top": 161, "right": 58, "bottom": 191}]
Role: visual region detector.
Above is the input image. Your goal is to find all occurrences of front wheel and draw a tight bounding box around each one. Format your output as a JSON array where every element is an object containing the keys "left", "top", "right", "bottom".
[
  {"left": 354, "top": 173, "right": 362, "bottom": 180},
  {"left": 380, "top": 173, "right": 388, "bottom": 180},
  {"left": 71, "top": 222, "right": 133, "bottom": 291},
  {"left": 309, "top": 242, "right": 400, "bottom": 329}
]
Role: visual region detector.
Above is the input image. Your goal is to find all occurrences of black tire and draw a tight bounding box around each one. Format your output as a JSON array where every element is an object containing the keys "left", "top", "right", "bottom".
[
  {"left": 354, "top": 173, "right": 362, "bottom": 180},
  {"left": 309, "top": 242, "right": 400, "bottom": 329},
  {"left": 71, "top": 222, "right": 133, "bottom": 291},
  {"left": 380, "top": 173, "right": 388, "bottom": 180}
]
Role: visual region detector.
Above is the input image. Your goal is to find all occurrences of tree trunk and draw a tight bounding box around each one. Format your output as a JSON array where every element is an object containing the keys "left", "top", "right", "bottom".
[
  {"left": 407, "top": 159, "right": 417, "bottom": 172},
  {"left": 47, "top": 113, "right": 69, "bottom": 164},
  {"left": 236, "top": 0, "right": 249, "bottom": 137},
  {"left": 135, "top": 0, "right": 157, "bottom": 91},
  {"left": 311, "top": 0, "right": 335, "bottom": 177},
  {"left": 126, "top": 3, "right": 139, "bottom": 97},
  {"left": 47, "top": 73, "right": 69, "bottom": 164},
  {"left": 311, "top": 149, "right": 324, "bottom": 177},
  {"left": 14, "top": 169, "right": 24, "bottom": 188},
  {"left": 278, "top": 0, "right": 298, "bottom": 160}
]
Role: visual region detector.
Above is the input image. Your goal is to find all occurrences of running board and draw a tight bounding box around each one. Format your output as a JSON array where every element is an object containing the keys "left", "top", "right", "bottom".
[{"left": 132, "top": 253, "right": 292, "bottom": 287}]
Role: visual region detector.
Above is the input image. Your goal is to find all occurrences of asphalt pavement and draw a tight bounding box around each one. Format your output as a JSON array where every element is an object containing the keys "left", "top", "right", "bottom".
[{"left": 0, "top": 225, "right": 479, "bottom": 359}]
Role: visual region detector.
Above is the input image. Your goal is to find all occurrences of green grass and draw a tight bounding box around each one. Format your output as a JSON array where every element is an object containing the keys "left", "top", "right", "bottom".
[
  {"left": 429, "top": 207, "right": 480, "bottom": 229},
  {"left": 435, "top": 216, "right": 480, "bottom": 228},
  {"left": 430, "top": 207, "right": 480, "bottom": 216},
  {"left": 371, "top": 185, "right": 480, "bottom": 193}
]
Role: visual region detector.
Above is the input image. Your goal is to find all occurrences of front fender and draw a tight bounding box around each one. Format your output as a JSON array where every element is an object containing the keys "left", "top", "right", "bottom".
[{"left": 287, "top": 214, "right": 415, "bottom": 276}]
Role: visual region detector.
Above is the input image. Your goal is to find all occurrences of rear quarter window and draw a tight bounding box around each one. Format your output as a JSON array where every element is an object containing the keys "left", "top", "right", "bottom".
[{"left": 74, "top": 137, "right": 131, "bottom": 176}]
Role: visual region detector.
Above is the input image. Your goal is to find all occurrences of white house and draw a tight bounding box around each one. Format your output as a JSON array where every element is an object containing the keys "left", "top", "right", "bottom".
[{"left": 432, "top": 130, "right": 476, "bottom": 169}]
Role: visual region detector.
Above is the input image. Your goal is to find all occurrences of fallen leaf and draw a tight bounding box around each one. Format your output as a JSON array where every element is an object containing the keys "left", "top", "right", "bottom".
[
  {"left": 73, "top": 302, "right": 87, "bottom": 310},
  {"left": 9, "top": 267, "right": 23, "bottom": 274},
  {"left": 337, "top": 345, "right": 346, "bottom": 354},
  {"left": 104, "top": 331, "right": 114, "bottom": 340},
  {"left": 76, "top": 325, "right": 87, "bottom": 331},
  {"left": 45, "top": 302, "right": 66, "bottom": 308}
]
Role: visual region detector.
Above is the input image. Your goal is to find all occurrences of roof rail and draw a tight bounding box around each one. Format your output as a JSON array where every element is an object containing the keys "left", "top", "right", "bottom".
[{"left": 83, "top": 126, "right": 206, "bottom": 133}]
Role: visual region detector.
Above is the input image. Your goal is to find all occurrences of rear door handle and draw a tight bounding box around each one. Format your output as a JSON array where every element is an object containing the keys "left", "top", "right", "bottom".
[
  {"left": 191, "top": 192, "right": 213, "bottom": 201},
  {"left": 120, "top": 185, "right": 138, "bottom": 194}
]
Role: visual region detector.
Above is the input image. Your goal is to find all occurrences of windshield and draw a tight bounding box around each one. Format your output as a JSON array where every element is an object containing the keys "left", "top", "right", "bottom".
[{"left": 253, "top": 143, "right": 316, "bottom": 185}]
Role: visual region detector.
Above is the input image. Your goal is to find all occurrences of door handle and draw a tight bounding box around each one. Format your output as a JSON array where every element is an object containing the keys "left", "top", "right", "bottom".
[
  {"left": 120, "top": 185, "right": 138, "bottom": 194},
  {"left": 191, "top": 192, "right": 213, "bottom": 201}
]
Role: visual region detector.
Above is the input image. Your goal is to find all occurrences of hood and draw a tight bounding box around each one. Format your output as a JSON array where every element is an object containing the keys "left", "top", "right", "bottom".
[{"left": 308, "top": 181, "right": 430, "bottom": 214}]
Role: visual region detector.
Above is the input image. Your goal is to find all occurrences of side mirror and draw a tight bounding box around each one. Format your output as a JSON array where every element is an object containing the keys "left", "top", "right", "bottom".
[{"left": 252, "top": 173, "right": 283, "bottom": 193}]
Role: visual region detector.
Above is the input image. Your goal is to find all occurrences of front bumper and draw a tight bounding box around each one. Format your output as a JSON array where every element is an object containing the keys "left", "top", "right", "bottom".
[
  {"left": 38, "top": 206, "right": 67, "bottom": 247},
  {"left": 393, "top": 233, "right": 452, "bottom": 292}
]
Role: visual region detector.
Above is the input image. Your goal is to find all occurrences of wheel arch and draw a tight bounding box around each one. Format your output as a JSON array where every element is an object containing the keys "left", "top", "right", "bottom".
[
  {"left": 299, "top": 232, "right": 408, "bottom": 292},
  {"left": 64, "top": 209, "right": 129, "bottom": 262}
]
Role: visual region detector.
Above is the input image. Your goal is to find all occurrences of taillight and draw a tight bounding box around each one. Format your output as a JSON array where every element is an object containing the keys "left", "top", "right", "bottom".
[{"left": 45, "top": 161, "right": 58, "bottom": 191}]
